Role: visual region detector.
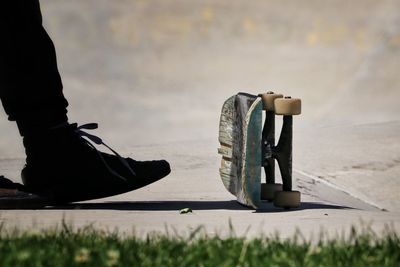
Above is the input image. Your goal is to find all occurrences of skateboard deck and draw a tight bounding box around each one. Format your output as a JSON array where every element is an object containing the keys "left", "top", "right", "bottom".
[{"left": 218, "top": 93, "right": 263, "bottom": 208}]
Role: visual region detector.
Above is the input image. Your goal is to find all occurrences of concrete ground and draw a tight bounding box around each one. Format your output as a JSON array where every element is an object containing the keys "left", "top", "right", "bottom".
[{"left": 1, "top": 0, "right": 400, "bottom": 238}]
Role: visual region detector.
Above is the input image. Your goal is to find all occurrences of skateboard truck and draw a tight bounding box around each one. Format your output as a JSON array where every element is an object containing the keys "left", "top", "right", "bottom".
[
  {"left": 218, "top": 92, "right": 301, "bottom": 209},
  {"left": 260, "top": 92, "right": 301, "bottom": 208}
]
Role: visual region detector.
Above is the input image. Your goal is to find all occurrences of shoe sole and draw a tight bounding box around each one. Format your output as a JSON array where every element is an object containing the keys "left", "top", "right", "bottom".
[{"left": 0, "top": 189, "right": 49, "bottom": 209}]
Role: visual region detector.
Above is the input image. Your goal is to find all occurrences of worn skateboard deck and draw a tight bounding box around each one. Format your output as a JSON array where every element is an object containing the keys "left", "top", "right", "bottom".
[{"left": 218, "top": 93, "right": 263, "bottom": 208}]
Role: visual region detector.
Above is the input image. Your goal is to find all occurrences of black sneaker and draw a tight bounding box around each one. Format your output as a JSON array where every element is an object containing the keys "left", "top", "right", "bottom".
[
  {"left": 0, "top": 176, "right": 48, "bottom": 209},
  {"left": 21, "top": 123, "right": 171, "bottom": 204}
]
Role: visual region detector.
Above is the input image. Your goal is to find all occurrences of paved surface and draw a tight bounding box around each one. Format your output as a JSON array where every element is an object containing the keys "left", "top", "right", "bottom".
[
  {"left": 1, "top": 0, "right": 400, "bottom": 238},
  {"left": 0, "top": 139, "right": 399, "bottom": 238}
]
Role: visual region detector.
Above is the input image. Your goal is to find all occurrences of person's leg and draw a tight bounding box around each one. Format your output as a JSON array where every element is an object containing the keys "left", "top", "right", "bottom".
[
  {"left": 0, "top": 0, "right": 170, "bottom": 205},
  {"left": 0, "top": 0, "right": 68, "bottom": 135}
]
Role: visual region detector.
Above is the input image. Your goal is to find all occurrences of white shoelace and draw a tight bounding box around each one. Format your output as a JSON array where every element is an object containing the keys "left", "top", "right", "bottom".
[{"left": 75, "top": 123, "right": 136, "bottom": 181}]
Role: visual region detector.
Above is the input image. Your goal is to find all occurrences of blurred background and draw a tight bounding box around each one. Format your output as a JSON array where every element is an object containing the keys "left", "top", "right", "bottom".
[
  {"left": 1, "top": 0, "right": 400, "bottom": 157},
  {"left": 0, "top": 0, "right": 399, "bottom": 161},
  {"left": 0, "top": 0, "right": 400, "bottom": 211}
]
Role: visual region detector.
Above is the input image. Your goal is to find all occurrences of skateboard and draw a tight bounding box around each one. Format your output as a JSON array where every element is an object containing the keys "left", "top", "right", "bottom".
[{"left": 218, "top": 92, "right": 301, "bottom": 209}]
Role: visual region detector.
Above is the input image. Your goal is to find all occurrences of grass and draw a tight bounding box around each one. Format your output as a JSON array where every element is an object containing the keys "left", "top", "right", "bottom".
[{"left": 0, "top": 223, "right": 399, "bottom": 267}]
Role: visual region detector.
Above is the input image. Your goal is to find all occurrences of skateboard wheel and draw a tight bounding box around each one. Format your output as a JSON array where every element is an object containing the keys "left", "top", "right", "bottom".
[
  {"left": 259, "top": 92, "right": 283, "bottom": 111},
  {"left": 261, "top": 183, "right": 282, "bottom": 201},
  {"left": 275, "top": 98, "right": 301, "bottom": 115},
  {"left": 273, "top": 191, "right": 301, "bottom": 209}
]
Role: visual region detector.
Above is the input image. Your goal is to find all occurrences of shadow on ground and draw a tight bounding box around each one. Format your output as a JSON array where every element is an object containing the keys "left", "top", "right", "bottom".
[{"left": 47, "top": 200, "right": 353, "bottom": 212}]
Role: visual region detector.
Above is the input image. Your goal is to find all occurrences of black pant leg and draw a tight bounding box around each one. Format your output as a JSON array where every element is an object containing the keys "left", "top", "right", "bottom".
[{"left": 0, "top": 0, "right": 68, "bottom": 136}]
